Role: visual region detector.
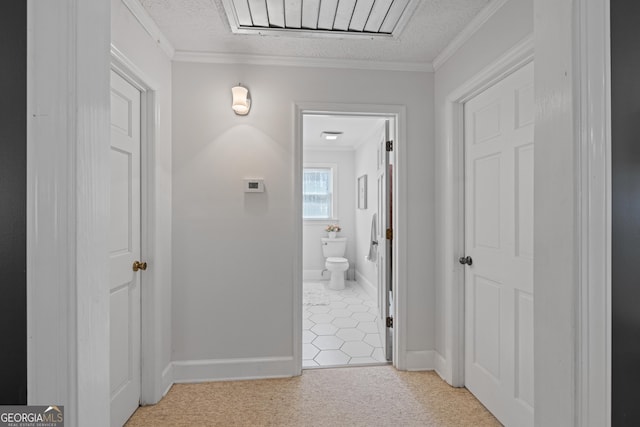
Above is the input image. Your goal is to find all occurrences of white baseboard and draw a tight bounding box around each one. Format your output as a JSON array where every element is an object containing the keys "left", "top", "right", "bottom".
[
  {"left": 433, "top": 351, "right": 452, "bottom": 384},
  {"left": 171, "top": 356, "right": 296, "bottom": 383},
  {"left": 303, "top": 269, "right": 328, "bottom": 281},
  {"left": 161, "top": 362, "right": 174, "bottom": 397},
  {"left": 355, "top": 270, "right": 376, "bottom": 299},
  {"left": 404, "top": 350, "right": 436, "bottom": 371}
]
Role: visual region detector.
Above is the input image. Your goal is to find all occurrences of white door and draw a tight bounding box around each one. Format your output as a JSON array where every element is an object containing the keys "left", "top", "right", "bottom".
[
  {"left": 376, "top": 120, "right": 393, "bottom": 361},
  {"left": 463, "top": 62, "right": 534, "bottom": 426},
  {"left": 110, "top": 70, "right": 142, "bottom": 427}
]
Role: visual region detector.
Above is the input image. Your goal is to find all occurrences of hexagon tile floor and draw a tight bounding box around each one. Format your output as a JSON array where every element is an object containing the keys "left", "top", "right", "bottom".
[{"left": 302, "top": 280, "right": 389, "bottom": 368}]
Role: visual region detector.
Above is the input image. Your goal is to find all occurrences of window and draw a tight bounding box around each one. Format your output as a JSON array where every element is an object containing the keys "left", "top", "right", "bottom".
[{"left": 303, "top": 165, "right": 337, "bottom": 219}]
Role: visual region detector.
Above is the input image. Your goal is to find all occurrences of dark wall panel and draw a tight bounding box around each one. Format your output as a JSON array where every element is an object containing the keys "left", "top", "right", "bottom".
[
  {"left": 612, "top": 1, "right": 640, "bottom": 425},
  {"left": 0, "top": 1, "right": 27, "bottom": 404}
]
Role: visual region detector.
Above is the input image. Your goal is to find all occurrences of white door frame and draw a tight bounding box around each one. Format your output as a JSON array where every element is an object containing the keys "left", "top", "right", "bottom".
[
  {"left": 440, "top": 35, "right": 535, "bottom": 387},
  {"left": 575, "top": 0, "right": 611, "bottom": 424},
  {"left": 27, "top": 0, "right": 111, "bottom": 424},
  {"left": 293, "top": 102, "right": 408, "bottom": 372},
  {"left": 110, "top": 46, "right": 164, "bottom": 406}
]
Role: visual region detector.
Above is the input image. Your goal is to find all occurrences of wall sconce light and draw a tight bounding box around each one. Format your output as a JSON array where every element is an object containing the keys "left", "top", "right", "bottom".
[{"left": 231, "top": 84, "right": 251, "bottom": 115}]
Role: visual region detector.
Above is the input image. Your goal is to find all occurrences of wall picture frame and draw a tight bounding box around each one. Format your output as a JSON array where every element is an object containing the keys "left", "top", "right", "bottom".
[{"left": 358, "top": 174, "right": 367, "bottom": 209}]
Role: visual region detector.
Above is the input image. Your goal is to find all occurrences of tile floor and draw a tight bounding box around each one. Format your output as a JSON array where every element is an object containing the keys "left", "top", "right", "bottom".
[{"left": 303, "top": 280, "right": 388, "bottom": 368}]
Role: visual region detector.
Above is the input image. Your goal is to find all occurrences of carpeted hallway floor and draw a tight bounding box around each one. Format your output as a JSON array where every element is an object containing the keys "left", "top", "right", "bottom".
[{"left": 125, "top": 366, "right": 501, "bottom": 426}]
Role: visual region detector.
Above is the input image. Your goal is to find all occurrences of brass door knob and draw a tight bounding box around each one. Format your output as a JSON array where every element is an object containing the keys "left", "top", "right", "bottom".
[{"left": 133, "top": 260, "right": 148, "bottom": 272}]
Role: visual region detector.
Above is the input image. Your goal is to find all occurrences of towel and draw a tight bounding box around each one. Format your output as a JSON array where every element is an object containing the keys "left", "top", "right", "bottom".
[{"left": 366, "top": 213, "right": 378, "bottom": 262}]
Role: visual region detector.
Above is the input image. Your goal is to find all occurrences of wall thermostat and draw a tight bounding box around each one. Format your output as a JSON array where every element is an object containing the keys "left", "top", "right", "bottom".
[{"left": 244, "top": 179, "right": 264, "bottom": 193}]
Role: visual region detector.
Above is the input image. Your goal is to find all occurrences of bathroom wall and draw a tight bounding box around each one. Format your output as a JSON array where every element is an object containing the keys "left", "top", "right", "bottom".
[
  {"left": 433, "top": 0, "right": 533, "bottom": 378},
  {"left": 171, "top": 62, "right": 434, "bottom": 375},
  {"left": 112, "top": 0, "right": 173, "bottom": 401},
  {"left": 354, "top": 124, "right": 385, "bottom": 295},
  {"left": 302, "top": 149, "right": 356, "bottom": 279}
]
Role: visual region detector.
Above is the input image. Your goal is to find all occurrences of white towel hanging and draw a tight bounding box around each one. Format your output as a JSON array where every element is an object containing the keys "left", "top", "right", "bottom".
[{"left": 366, "top": 213, "right": 377, "bottom": 262}]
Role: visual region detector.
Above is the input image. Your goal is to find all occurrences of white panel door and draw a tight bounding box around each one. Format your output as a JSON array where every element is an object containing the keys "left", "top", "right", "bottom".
[
  {"left": 463, "top": 62, "right": 534, "bottom": 427},
  {"left": 110, "top": 70, "right": 142, "bottom": 427}
]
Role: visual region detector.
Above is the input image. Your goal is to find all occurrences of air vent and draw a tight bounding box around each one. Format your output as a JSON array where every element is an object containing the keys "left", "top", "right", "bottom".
[{"left": 221, "top": 0, "right": 420, "bottom": 39}]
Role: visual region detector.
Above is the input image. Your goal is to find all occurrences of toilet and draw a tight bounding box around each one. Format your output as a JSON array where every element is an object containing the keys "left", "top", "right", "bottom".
[{"left": 321, "top": 237, "right": 349, "bottom": 290}]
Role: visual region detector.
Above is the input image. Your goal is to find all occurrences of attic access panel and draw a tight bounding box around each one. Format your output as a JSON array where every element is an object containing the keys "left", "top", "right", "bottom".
[{"left": 221, "top": 0, "right": 420, "bottom": 39}]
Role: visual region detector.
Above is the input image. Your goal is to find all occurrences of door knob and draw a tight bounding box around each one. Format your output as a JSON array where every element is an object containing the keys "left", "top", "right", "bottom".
[
  {"left": 132, "top": 260, "right": 147, "bottom": 272},
  {"left": 458, "top": 256, "right": 473, "bottom": 266}
]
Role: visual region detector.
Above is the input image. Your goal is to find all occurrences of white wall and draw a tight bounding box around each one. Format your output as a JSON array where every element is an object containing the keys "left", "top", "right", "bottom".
[
  {"left": 433, "top": 0, "right": 534, "bottom": 378},
  {"left": 111, "top": 0, "right": 173, "bottom": 402},
  {"left": 171, "top": 62, "right": 434, "bottom": 374},
  {"left": 302, "top": 150, "right": 356, "bottom": 277},
  {"left": 354, "top": 126, "right": 385, "bottom": 292}
]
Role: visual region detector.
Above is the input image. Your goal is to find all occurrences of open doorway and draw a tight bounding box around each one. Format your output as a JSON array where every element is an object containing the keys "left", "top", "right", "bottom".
[{"left": 300, "top": 112, "right": 396, "bottom": 369}]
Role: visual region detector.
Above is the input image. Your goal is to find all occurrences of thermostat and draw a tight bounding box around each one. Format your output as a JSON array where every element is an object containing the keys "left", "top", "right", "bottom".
[{"left": 244, "top": 179, "right": 264, "bottom": 193}]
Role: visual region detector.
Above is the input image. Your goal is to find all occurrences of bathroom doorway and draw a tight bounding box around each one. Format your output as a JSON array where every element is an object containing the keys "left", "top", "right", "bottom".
[{"left": 299, "top": 110, "right": 397, "bottom": 369}]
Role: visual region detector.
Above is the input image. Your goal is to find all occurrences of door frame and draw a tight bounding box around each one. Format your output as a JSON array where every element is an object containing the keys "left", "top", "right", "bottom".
[
  {"left": 440, "top": 35, "right": 535, "bottom": 387},
  {"left": 293, "top": 102, "right": 408, "bottom": 372},
  {"left": 27, "top": 0, "right": 112, "bottom": 423},
  {"left": 575, "top": 0, "right": 611, "bottom": 424},
  {"left": 110, "top": 46, "right": 162, "bottom": 405}
]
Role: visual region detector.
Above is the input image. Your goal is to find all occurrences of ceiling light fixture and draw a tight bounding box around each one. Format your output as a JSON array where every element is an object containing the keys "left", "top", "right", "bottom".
[
  {"left": 231, "top": 84, "right": 250, "bottom": 116},
  {"left": 321, "top": 131, "right": 343, "bottom": 140}
]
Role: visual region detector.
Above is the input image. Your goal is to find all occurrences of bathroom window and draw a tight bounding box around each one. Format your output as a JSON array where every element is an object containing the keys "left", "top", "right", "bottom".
[{"left": 303, "top": 164, "right": 337, "bottom": 220}]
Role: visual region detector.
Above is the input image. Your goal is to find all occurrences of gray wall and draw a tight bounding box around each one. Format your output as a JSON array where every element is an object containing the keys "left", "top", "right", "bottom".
[
  {"left": 354, "top": 126, "right": 384, "bottom": 291},
  {"left": 171, "top": 62, "right": 434, "bottom": 365}
]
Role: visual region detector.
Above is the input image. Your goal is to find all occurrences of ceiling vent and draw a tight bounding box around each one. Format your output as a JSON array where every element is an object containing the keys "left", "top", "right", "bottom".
[{"left": 220, "top": 0, "right": 420, "bottom": 39}]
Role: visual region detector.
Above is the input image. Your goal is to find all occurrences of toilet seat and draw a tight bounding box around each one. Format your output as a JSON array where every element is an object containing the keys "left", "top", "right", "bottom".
[{"left": 327, "top": 257, "right": 348, "bottom": 263}]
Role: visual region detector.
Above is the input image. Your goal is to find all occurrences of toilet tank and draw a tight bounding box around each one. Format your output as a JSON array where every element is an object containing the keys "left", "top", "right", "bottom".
[{"left": 321, "top": 237, "right": 347, "bottom": 257}]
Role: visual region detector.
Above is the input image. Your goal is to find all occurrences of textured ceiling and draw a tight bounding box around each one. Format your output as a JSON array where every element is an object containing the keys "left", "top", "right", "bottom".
[{"left": 138, "top": 0, "right": 490, "bottom": 63}]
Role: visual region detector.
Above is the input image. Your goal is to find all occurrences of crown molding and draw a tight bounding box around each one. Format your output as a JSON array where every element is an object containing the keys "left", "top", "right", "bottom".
[
  {"left": 121, "top": 0, "right": 175, "bottom": 59},
  {"left": 433, "top": 0, "right": 510, "bottom": 71},
  {"left": 172, "top": 51, "right": 433, "bottom": 73}
]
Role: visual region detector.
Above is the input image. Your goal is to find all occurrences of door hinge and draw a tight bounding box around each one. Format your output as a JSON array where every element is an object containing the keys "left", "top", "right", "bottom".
[
  {"left": 386, "top": 140, "right": 393, "bottom": 151},
  {"left": 386, "top": 228, "right": 393, "bottom": 240},
  {"left": 386, "top": 316, "right": 394, "bottom": 328}
]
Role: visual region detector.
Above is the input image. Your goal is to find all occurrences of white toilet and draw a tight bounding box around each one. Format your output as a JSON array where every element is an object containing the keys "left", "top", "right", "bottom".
[{"left": 321, "top": 237, "right": 349, "bottom": 290}]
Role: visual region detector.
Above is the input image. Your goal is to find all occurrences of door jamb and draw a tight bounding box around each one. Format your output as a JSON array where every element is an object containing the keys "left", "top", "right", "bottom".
[
  {"left": 441, "top": 36, "right": 534, "bottom": 386},
  {"left": 575, "top": 0, "right": 611, "bottom": 424},
  {"left": 293, "top": 102, "right": 408, "bottom": 371},
  {"left": 110, "top": 45, "right": 162, "bottom": 405}
]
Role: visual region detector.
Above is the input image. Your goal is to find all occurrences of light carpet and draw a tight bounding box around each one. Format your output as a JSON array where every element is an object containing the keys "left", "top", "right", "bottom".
[{"left": 125, "top": 366, "right": 500, "bottom": 426}]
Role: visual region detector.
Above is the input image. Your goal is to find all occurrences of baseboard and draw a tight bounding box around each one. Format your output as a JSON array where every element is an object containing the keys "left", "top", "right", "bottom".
[
  {"left": 161, "top": 362, "right": 174, "bottom": 397},
  {"left": 303, "top": 269, "right": 327, "bottom": 281},
  {"left": 404, "top": 350, "right": 436, "bottom": 371},
  {"left": 433, "top": 351, "right": 451, "bottom": 384},
  {"left": 355, "top": 270, "right": 376, "bottom": 299},
  {"left": 171, "top": 356, "right": 296, "bottom": 383}
]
